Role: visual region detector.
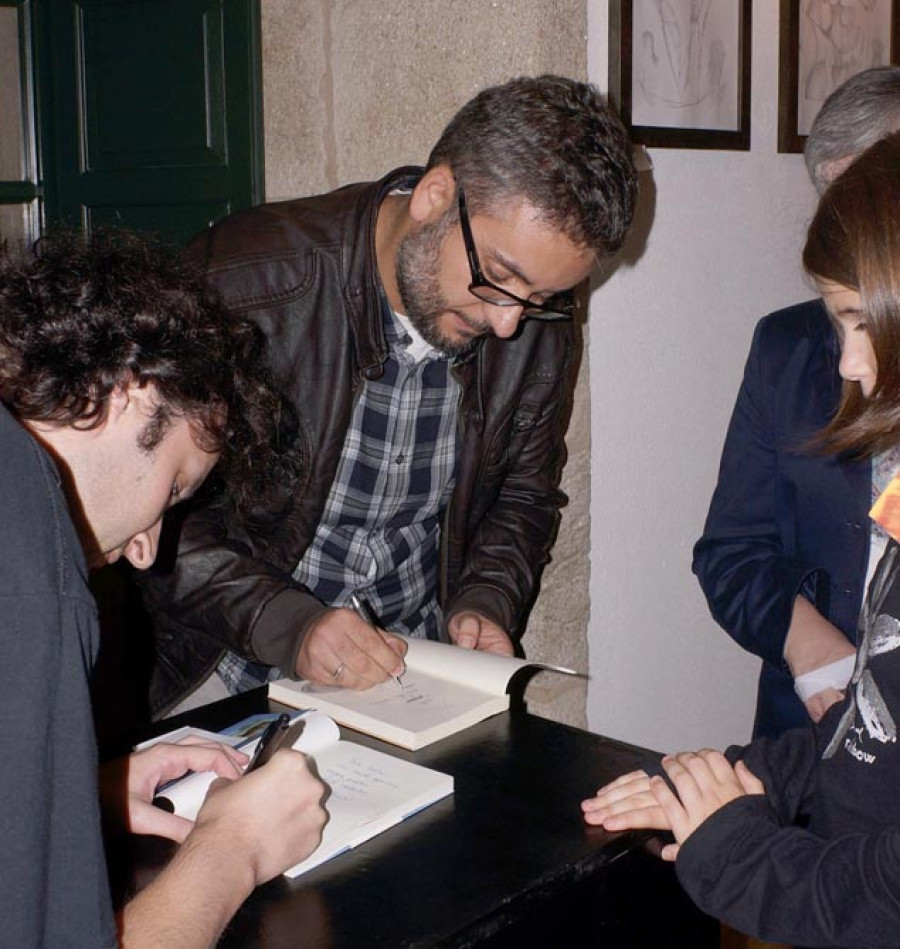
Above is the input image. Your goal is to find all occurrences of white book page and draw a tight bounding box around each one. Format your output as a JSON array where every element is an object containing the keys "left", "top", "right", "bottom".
[
  {"left": 285, "top": 741, "right": 453, "bottom": 877},
  {"left": 399, "top": 635, "right": 576, "bottom": 693},
  {"left": 287, "top": 669, "right": 505, "bottom": 734}
]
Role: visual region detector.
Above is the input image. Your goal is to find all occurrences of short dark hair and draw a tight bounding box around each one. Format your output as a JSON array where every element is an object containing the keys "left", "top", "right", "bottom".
[
  {"left": 0, "top": 229, "right": 301, "bottom": 514},
  {"left": 805, "top": 66, "right": 900, "bottom": 193},
  {"left": 426, "top": 74, "right": 638, "bottom": 257},
  {"left": 803, "top": 132, "right": 900, "bottom": 457}
]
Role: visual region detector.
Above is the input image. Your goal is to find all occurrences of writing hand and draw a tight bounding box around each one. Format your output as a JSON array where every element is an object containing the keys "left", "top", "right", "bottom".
[
  {"left": 197, "top": 748, "right": 327, "bottom": 885},
  {"left": 100, "top": 741, "right": 248, "bottom": 843},
  {"left": 581, "top": 768, "right": 671, "bottom": 832},
  {"left": 295, "top": 607, "right": 407, "bottom": 688},
  {"left": 447, "top": 611, "right": 514, "bottom": 654},
  {"left": 650, "top": 751, "right": 765, "bottom": 861}
]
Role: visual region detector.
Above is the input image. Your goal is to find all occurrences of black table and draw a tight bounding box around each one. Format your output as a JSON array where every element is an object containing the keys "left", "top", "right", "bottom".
[{"left": 110, "top": 689, "right": 718, "bottom": 948}]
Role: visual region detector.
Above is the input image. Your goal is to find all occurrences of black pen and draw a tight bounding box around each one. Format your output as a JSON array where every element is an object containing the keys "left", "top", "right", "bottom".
[
  {"left": 348, "top": 593, "right": 404, "bottom": 690},
  {"left": 245, "top": 712, "right": 291, "bottom": 773}
]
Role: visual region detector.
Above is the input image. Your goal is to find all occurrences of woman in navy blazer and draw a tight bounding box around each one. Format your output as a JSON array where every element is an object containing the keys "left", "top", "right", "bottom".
[{"left": 692, "top": 300, "right": 870, "bottom": 738}]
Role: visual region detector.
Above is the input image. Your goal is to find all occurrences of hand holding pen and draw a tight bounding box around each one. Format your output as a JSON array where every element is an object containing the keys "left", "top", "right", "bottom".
[
  {"left": 293, "top": 593, "right": 407, "bottom": 688},
  {"left": 152, "top": 714, "right": 308, "bottom": 816},
  {"left": 348, "top": 594, "right": 404, "bottom": 691},
  {"left": 245, "top": 713, "right": 293, "bottom": 773}
]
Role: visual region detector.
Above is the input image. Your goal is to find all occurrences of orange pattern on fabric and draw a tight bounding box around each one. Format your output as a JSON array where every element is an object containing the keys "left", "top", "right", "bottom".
[{"left": 870, "top": 474, "right": 900, "bottom": 543}]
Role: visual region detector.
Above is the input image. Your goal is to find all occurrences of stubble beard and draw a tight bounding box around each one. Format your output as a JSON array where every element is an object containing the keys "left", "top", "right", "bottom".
[{"left": 395, "top": 218, "right": 484, "bottom": 359}]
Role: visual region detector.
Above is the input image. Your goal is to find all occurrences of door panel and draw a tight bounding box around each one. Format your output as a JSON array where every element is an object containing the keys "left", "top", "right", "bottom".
[{"left": 37, "top": 0, "right": 261, "bottom": 246}]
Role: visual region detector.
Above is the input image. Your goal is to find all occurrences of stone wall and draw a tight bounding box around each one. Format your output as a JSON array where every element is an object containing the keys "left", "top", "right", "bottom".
[{"left": 261, "top": 0, "right": 590, "bottom": 726}]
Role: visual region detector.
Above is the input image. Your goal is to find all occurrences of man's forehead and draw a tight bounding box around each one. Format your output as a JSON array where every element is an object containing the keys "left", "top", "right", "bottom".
[{"left": 477, "top": 197, "right": 592, "bottom": 256}]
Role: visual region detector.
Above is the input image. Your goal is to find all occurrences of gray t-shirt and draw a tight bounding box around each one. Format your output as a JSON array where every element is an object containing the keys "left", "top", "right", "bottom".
[{"left": 0, "top": 404, "right": 117, "bottom": 947}]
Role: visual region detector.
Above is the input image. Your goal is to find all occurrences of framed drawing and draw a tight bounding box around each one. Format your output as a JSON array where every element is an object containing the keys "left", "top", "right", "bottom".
[
  {"left": 779, "top": 0, "right": 900, "bottom": 154},
  {"left": 609, "top": 0, "right": 752, "bottom": 150}
]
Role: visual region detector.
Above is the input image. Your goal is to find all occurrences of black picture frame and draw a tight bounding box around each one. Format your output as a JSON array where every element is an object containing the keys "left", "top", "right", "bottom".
[
  {"left": 609, "top": 0, "right": 751, "bottom": 151},
  {"left": 778, "top": 0, "right": 900, "bottom": 154}
]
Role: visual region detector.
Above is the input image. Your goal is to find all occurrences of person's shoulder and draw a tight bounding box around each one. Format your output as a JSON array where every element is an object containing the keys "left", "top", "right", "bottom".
[
  {"left": 754, "top": 298, "right": 831, "bottom": 348},
  {"left": 0, "top": 405, "right": 51, "bottom": 493},
  {"left": 190, "top": 169, "right": 416, "bottom": 267},
  {"left": 0, "top": 407, "right": 81, "bottom": 595}
]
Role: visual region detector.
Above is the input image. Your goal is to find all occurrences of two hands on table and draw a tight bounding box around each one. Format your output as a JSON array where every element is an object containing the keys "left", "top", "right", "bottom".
[
  {"left": 294, "top": 605, "right": 514, "bottom": 688},
  {"left": 581, "top": 750, "right": 766, "bottom": 860},
  {"left": 581, "top": 597, "right": 857, "bottom": 859},
  {"left": 581, "top": 749, "right": 765, "bottom": 861}
]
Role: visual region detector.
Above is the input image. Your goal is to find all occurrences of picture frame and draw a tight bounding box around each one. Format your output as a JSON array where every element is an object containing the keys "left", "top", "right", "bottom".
[
  {"left": 608, "top": 0, "right": 752, "bottom": 150},
  {"left": 778, "top": 0, "right": 900, "bottom": 154}
]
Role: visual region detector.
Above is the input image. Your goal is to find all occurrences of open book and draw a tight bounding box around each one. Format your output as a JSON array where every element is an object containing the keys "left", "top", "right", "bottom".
[
  {"left": 150, "top": 711, "right": 454, "bottom": 877},
  {"left": 268, "top": 636, "right": 577, "bottom": 750}
]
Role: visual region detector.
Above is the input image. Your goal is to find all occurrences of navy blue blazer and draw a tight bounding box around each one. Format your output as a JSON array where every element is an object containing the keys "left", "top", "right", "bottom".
[{"left": 693, "top": 299, "right": 870, "bottom": 739}]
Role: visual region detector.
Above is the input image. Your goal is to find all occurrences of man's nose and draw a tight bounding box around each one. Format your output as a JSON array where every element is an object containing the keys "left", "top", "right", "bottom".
[{"left": 486, "top": 305, "right": 525, "bottom": 338}]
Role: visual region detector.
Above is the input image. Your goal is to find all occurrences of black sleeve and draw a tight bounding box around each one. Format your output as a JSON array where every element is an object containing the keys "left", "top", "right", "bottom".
[
  {"left": 677, "top": 795, "right": 900, "bottom": 948},
  {"left": 724, "top": 725, "right": 820, "bottom": 824}
]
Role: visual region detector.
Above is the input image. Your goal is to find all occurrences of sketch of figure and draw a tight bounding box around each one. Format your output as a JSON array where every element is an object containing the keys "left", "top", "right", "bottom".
[
  {"left": 798, "top": 0, "right": 892, "bottom": 134},
  {"left": 632, "top": 0, "right": 738, "bottom": 131}
]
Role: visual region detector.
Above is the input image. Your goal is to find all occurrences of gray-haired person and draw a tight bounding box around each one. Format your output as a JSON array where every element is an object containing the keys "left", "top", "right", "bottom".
[{"left": 693, "top": 66, "right": 900, "bottom": 739}]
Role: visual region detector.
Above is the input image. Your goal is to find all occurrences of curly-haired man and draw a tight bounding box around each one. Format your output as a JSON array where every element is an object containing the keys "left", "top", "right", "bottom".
[{"left": 0, "top": 230, "right": 326, "bottom": 947}]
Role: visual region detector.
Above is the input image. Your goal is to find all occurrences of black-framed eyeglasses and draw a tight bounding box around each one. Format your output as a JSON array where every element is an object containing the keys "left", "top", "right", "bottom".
[{"left": 457, "top": 187, "right": 575, "bottom": 321}]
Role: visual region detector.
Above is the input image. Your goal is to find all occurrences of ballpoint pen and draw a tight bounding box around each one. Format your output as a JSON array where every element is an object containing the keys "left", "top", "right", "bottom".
[
  {"left": 245, "top": 712, "right": 292, "bottom": 773},
  {"left": 348, "top": 593, "right": 404, "bottom": 690}
]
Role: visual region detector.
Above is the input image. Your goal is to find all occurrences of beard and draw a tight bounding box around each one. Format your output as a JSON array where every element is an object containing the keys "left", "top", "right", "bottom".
[{"left": 395, "top": 216, "right": 487, "bottom": 359}]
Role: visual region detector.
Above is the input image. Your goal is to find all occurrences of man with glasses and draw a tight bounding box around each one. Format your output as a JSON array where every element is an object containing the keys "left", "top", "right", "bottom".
[{"left": 142, "top": 74, "right": 638, "bottom": 715}]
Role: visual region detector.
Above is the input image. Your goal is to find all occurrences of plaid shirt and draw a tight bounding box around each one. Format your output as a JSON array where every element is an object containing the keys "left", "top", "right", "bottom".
[{"left": 217, "top": 302, "right": 459, "bottom": 692}]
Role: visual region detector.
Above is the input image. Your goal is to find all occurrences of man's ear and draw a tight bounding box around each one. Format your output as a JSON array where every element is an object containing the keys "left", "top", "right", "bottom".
[
  {"left": 409, "top": 164, "right": 456, "bottom": 225},
  {"left": 109, "top": 379, "right": 155, "bottom": 421},
  {"left": 106, "top": 383, "right": 132, "bottom": 420}
]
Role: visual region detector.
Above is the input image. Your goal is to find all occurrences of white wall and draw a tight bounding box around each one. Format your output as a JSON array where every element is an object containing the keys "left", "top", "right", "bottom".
[{"left": 586, "top": 1, "right": 817, "bottom": 752}]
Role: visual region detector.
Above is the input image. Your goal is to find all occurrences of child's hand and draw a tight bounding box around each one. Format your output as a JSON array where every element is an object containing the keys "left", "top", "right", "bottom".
[
  {"left": 650, "top": 752, "right": 764, "bottom": 861},
  {"left": 581, "top": 768, "right": 672, "bottom": 832}
]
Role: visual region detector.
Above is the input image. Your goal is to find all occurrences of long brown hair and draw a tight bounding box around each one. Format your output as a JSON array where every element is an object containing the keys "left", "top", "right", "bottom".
[{"left": 803, "top": 131, "right": 900, "bottom": 457}]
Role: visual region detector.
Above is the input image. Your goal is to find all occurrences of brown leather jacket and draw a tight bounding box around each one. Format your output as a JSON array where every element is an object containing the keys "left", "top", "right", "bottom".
[{"left": 142, "top": 168, "right": 580, "bottom": 715}]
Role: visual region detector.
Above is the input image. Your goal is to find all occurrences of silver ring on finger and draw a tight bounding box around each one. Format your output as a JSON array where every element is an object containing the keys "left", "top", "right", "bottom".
[{"left": 332, "top": 662, "right": 345, "bottom": 681}]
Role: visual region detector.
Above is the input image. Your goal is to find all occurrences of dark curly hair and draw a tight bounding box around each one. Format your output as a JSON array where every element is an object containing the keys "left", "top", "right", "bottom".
[
  {"left": 426, "top": 74, "right": 638, "bottom": 257},
  {"left": 0, "top": 228, "right": 301, "bottom": 517}
]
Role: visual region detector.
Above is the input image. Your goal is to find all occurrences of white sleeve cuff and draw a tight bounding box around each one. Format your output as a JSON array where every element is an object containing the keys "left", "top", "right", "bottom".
[{"left": 794, "top": 654, "right": 856, "bottom": 703}]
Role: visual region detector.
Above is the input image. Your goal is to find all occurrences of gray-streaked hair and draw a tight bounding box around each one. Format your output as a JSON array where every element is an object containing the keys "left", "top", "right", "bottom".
[
  {"left": 805, "top": 66, "right": 900, "bottom": 192},
  {"left": 426, "top": 75, "right": 638, "bottom": 258}
]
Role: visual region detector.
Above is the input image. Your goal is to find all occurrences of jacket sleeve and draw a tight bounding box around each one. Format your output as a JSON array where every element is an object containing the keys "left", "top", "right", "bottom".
[
  {"left": 676, "top": 794, "right": 900, "bottom": 947},
  {"left": 139, "top": 213, "right": 336, "bottom": 686},
  {"left": 444, "top": 329, "right": 577, "bottom": 638},
  {"left": 725, "top": 725, "right": 820, "bottom": 824},
  {"left": 692, "top": 316, "right": 829, "bottom": 669},
  {"left": 138, "top": 498, "right": 329, "bottom": 680}
]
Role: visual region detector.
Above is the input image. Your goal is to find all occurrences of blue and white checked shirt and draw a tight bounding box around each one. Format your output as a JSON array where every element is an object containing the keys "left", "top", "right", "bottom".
[{"left": 217, "top": 299, "right": 460, "bottom": 692}]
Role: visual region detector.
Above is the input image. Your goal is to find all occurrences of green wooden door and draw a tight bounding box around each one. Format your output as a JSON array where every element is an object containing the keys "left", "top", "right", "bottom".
[{"left": 35, "top": 0, "right": 262, "bottom": 246}]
